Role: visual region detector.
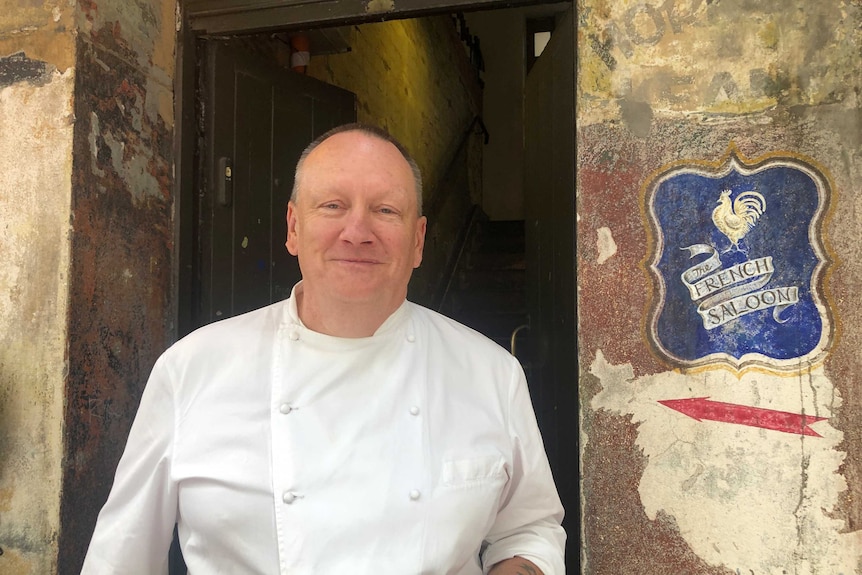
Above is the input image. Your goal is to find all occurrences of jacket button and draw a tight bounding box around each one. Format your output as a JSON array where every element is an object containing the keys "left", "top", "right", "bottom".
[{"left": 409, "top": 489, "right": 421, "bottom": 500}]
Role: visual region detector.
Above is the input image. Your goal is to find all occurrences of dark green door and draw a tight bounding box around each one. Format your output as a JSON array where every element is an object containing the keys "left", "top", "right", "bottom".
[{"left": 197, "top": 40, "right": 356, "bottom": 328}]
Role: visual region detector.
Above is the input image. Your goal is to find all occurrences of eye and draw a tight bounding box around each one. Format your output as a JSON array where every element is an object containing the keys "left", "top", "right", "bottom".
[{"left": 323, "top": 202, "right": 341, "bottom": 210}]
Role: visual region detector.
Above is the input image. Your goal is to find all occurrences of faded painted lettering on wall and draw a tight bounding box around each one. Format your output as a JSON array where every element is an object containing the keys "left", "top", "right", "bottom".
[{"left": 644, "top": 146, "right": 833, "bottom": 372}]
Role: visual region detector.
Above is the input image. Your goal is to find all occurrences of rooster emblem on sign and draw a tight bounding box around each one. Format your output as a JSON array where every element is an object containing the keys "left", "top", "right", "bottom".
[{"left": 711, "top": 189, "right": 766, "bottom": 252}]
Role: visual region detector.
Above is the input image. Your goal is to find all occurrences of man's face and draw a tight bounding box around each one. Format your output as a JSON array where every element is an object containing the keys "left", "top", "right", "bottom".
[{"left": 286, "top": 131, "right": 426, "bottom": 311}]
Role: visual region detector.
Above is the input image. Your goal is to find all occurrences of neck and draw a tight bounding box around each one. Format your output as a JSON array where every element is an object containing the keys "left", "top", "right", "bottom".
[{"left": 294, "top": 284, "right": 404, "bottom": 338}]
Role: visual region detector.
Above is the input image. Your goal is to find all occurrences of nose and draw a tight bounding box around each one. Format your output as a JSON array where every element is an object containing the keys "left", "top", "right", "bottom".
[{"left": 339, "top": 207, "right": 375, "bottom": 245}]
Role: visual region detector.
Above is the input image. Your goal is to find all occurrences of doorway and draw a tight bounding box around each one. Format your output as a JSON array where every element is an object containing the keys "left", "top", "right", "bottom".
[{"left": 175, "top": 0, "right": 576, "bottom": 570}]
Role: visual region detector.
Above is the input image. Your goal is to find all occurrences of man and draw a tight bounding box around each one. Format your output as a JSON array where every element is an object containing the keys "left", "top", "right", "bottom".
[{"left": 83, "top": 124, "right": 565, "bottom": 574}]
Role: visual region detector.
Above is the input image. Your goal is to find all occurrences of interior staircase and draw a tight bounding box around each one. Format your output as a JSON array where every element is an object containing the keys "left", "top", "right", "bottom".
[{"left": 439, "top": 218, "right": 529, "bottom": 360}]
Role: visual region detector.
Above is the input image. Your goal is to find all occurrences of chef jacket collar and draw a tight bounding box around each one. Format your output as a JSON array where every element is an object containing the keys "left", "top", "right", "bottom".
[{"left": 284, "top": 281, "right": 411, "bottom": 340}]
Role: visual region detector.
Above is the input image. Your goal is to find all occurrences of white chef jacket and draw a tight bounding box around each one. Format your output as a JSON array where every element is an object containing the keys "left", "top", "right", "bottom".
[{"left": 82, "top": 284, "right": 565, "bottom": 574}]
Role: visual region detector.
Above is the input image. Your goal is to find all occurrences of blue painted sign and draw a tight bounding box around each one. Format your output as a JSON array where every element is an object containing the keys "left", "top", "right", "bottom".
[{"left": 644, "top": 146, "right": 833, "bottom": 372}]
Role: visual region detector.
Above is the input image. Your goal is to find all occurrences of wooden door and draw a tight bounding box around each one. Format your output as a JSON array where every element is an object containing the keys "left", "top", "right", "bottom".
[{"left": 196, "top": 40, "right": 356, "bottom": 328}]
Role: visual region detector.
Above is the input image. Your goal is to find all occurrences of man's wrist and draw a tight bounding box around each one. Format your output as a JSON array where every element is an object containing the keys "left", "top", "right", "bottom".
[{"left": 488, "top": 556, "right": 544, "bottom": 575}]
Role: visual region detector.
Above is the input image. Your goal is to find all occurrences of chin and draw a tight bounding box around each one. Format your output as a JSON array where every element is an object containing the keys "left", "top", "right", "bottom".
[{"left": 331, "top": 284, "right": 388, "bottom": 303}]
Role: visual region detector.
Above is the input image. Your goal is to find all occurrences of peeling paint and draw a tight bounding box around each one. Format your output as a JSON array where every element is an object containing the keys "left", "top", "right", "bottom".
[
  {"left": 77, "top": 0, "right": 175, "bottom": 126},
  {"left": 588, "top": 350, "right": 862, "bottom": 573},
  {"left": 619, "top": 97, "right": 652, "bottom": 137},
  {"left": 101, "top": 123, "right": 163, "bottom": 203},
  {"left": 57, "top": 13, "right": 174, "bottom": 572},
  {"left": 596, "top": 226, "right": 617, "bottom": 264},
  {"left": 0, "top": 52, "right": 49, "bottom": 88},
  {"left": 578, "top": 117, "right": 862, "bottom": 573},
  {"left": 579, "top": 0, "right": 862, "bottom": 573}
]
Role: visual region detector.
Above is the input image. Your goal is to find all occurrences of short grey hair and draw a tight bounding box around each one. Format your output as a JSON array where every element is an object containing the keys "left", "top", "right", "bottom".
[{"left": 290, "top": 123, "right": 424, "bottom": 216}]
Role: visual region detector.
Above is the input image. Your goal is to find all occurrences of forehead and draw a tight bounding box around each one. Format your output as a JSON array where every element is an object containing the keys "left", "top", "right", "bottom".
[{"left": 300, "top": 131, "right": 415, "bottom": 194}]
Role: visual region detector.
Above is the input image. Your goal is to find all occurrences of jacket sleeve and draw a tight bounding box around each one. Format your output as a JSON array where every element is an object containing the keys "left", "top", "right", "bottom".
[
  {"left": 81, "top": 354, "right": 178, "bottom": 575},
  {"left": 481, "top": 358, "right": 566, "bottom": 574}
]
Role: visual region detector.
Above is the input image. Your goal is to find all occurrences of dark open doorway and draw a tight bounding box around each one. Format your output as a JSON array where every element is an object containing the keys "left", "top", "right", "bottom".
[{"left": 174, "top": 0, "right": 576, "bottom": 571}]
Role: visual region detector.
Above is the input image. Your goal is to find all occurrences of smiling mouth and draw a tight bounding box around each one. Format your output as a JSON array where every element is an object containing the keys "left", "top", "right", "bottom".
[{"left": 334, "top": 258, "right": 381, "bottom": 265}]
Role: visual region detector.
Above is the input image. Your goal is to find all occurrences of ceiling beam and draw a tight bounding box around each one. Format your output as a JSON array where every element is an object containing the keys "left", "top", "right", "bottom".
[{"left": 183, "top": 0, "right": 559, "bottom": 34}]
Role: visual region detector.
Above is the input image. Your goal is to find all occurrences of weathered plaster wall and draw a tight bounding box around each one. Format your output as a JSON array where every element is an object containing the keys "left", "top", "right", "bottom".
[
  {"left": 57, "top": 0, "right": 176, "bottom": 572},
  {"left": 307, "top": 16, "right": 482, "bottom": 305},
  {"left": 0, "top": 1, "right": 76, "bottom": 72},
  {"left": 0, "top": 59, "right": 74, "bottom": 575},
  {"left": 578, "top": 1, "right": 862, "bottom": 573},
  {"left": 0, "top": 3, "right": 77, "bottom": 573}
]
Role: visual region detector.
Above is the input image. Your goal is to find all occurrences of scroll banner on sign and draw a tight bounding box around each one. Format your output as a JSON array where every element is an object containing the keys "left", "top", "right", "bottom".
[{"left": 681, "top": 244, "right": 799, "bottom": 330}]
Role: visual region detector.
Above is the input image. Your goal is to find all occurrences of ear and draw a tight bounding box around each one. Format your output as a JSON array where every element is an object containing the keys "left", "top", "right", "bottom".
[
  {"left": 413, "top": 216, "right": 427, "bottom": 268},
  {"left": 286, "top": 201, "right": 299, "bottom": 256}
]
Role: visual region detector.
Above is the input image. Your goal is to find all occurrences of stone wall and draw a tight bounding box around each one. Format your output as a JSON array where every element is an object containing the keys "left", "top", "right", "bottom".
[{"left": 578, "top": 0, "right": 862, "bottom": 572}]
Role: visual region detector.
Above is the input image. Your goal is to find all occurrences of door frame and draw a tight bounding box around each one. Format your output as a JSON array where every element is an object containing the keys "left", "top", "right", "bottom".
[
  {"left": 172, "top": 1, "right": 578, "bottom": 568},
  {"left": 182, "top": 0, "right": 560, "bottom": 34},
  {"left": 174, "top": 0, "right": 571, "bottom": 336}
]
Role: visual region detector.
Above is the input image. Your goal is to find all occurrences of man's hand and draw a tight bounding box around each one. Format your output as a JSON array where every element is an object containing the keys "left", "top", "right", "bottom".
[{"left": 488, "top": 557, "right": 544, "bottom": 575}]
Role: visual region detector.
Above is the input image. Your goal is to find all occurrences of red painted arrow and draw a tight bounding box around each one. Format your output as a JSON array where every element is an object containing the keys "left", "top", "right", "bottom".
[{"left": 659, "top": 397, "right": 828, "bottom": 437}]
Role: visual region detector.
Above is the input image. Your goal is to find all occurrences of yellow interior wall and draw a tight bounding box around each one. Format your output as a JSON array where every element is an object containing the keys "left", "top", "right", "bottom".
[{"left": 306, "top": 16, "right": 481, "bottom": 208}]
